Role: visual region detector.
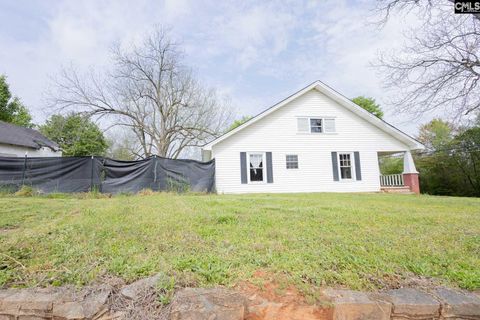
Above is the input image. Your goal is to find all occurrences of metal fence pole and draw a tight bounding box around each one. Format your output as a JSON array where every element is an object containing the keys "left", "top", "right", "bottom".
[
  {"left": 99, "top": 157, "right": 105, "bottom": 193},
  {"left": 153, "top": 155, "right": 157, "bottom": 183},
  {"left": 90, "top": 156, "right": 94, "bottom": 192},
  {"left": 21, "top": 153, "right": 27, "bottom": 186}
]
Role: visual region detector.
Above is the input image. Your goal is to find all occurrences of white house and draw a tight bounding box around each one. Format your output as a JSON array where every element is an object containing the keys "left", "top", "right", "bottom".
[
  {"left": 0, "top": 121, "right": 61, "bottom": 157},
  {"left": 202, "top": 81, "right": 424, "bottom": 194}
]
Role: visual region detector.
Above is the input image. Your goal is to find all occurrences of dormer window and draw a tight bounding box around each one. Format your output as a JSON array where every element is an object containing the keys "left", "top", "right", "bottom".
[
  {"left": 297, "top": 117, "right": 336, "bottom": 133},
  {"left": 310, "top": 119, "right": 323, "bottom": 132}
]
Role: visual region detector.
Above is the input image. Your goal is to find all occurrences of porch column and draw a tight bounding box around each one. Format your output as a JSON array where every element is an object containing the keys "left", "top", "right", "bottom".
[{"left": 403, "top": 151, "right": 420, "bottom": 194}]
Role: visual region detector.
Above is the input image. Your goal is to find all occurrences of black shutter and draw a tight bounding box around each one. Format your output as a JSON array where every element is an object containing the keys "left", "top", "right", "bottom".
[
  {"left": 240, "top": 152, "right": 247, "bottom": 184},
  {"left": 331, "top": 152, "right": 339, "bottom": 181},
  {"left": 266, "top": 152, "right": 273, "bottom": 183},
  {"left": 354, "top": 151, "right": 362, "bottom": 181}
]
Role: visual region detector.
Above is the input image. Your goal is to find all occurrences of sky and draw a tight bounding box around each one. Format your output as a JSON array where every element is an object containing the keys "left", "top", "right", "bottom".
[{"left": 0, "top": 0, "right": 428, "bottom": 135}]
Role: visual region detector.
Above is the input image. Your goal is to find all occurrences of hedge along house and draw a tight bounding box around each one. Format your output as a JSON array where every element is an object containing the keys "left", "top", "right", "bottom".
[{"left": 202, "top": 81, "right": 424, "bottom": 194}]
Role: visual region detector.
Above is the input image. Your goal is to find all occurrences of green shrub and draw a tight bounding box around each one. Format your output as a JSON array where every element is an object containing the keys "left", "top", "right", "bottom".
[
  {"left": 166, "top": 177, "right": 190, "bottom": 193},
  {"left": 14, "top": 185, "right": 36, "bottom": 197}
]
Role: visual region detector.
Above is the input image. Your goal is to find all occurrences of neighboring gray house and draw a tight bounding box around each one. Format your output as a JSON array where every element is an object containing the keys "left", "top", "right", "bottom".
[{"left": 0, "top": 121, "right": 61, "bottom": 157}]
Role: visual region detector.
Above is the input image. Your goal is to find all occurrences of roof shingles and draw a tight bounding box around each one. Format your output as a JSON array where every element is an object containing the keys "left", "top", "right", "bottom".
[{"left": 0, "top": 121, "right": 59, "bottom": 151}]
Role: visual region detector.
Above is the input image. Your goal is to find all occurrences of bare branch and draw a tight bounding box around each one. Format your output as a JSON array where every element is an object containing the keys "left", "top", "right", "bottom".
[
  {"left": 48, "top": 27, "right": 233, "bottom": 158},
  {"left": 375, "top": 0, "right": 480, "bottom": 119}
]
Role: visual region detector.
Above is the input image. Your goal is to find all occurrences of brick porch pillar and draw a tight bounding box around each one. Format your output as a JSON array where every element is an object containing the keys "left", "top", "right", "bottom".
[{"left": 402, "top": 151, "right": 420, "bottom": 194}]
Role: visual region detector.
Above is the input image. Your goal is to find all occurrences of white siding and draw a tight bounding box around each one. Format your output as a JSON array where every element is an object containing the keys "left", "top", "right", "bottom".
[
  {"left": 212, "top": 89, "right": 409, "bottom": 194},
  {"left": 0, "top": 144, "right": 62, "bottom": 157}
]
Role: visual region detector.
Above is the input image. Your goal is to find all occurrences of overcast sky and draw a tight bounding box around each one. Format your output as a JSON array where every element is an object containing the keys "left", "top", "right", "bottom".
[{"left": 0, "top": 0, "right": 429, "bottom": 135}]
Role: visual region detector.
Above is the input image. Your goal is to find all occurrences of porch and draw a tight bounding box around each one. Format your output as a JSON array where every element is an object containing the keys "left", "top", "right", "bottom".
[{"left": 378, "top": 150, "right": 419, "bottom": 194}]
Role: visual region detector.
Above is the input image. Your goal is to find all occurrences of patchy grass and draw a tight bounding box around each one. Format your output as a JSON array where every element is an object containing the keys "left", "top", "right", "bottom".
[{"left": 0, "top": 192, "right": 479, "bottom": 293}]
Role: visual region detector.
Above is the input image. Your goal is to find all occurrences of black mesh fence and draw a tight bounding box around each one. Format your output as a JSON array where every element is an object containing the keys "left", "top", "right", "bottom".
[{"left": 0, "top": 156, "right": 215, "bottom": 194}]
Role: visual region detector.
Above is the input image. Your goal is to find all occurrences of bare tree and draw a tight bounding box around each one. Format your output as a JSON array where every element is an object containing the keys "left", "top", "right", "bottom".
[
  {"left": 375, "top": 0, "right": 480, "bottom": 119},
  {"left": 376, "top": 0, "right": 480, "bottom": 22},
  {"left": 106, "top": 128, "right": 138, "bottom": 160},
  {"left": 50, "top": 28, "right": 233, "bottom": 158}
]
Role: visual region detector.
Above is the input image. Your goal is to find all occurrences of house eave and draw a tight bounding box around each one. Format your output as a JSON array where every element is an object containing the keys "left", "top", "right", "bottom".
[{"left": 0, "top": 141, "right": 38, "bottom": 150}]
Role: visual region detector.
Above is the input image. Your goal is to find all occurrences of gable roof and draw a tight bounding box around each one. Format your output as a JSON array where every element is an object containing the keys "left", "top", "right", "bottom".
[
  {"left": 203, "top": 81, "right": 424, "bottom": 150},
  {"left": 0, "top": 121, "right": 60, "bottom": 151}
]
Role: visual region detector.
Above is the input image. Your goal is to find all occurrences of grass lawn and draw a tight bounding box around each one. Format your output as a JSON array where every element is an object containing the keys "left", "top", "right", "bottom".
[{"left": 0, "top": 192, "right": 479, "bottom": 296}]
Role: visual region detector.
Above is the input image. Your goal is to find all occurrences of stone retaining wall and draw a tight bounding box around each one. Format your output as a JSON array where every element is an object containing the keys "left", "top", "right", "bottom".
[
  {"left": 0, "top": 286, "right": 113, "bottom": 320},
  {"left": 1, "top": 276, "right": 479, "bottom": 320},
  {"left": 324, "top": 288, "right": 480, "bottom": 320}
]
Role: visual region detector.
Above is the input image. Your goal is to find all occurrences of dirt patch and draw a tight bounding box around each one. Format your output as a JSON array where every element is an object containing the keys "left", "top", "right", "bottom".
[
  {"left": 109, "top": 286, "right": 168, "bottom": 320},
  {"left": 365, "top": 272, "right": 446, "bottom": 291},
  {"left": 238, "top": 271, "right": 309, "bottom": 304},
  {"left": 0, "top": 225, "right": 18, "bottom": 234},
  {"left": 236, "top": 271, "right": 333, "bottom": 320}
]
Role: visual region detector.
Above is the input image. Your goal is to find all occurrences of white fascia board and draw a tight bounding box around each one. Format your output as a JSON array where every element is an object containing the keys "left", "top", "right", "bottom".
[
  {"left": 202, "top": 81, "right": 425, "bottom": 151},
  {"left": 313, "top": 82, "right": 425, "bottom": 150},
  {"left": 202, "top": 82, "right": 319, "bottom": 150}
]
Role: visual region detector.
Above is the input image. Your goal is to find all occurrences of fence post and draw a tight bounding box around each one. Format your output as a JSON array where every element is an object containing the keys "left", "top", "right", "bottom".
[
  {"left": 153, "top": 155, "right": 157, "bottom": 183},
  {"left": 90, "top": 156, "right": 94, "bottom": 192},
  {"left": 21, "top": 153, "right": 27, "bottom": 186},
  {"left": 99, "top": 157, "right": 105, "bottom": 193}
]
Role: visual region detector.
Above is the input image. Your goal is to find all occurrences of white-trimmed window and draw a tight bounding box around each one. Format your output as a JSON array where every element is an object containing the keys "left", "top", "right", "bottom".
[
  {"left": 297, "top": 117, "right": 336, "bottom": 133},
  {"left": 310, "top": 119, "right": 322, "bottom": 132},
  {"left": 248, "top": 153, "right": 265, "bottom": 182},
  {"left": 338, "top": 152, "right": 354, "bottom": 180},
  {"left": 286, "top": 154, "right": 298, "bottom": 169}
]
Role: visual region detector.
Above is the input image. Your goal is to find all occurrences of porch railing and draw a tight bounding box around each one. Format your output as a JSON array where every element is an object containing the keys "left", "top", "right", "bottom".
[{"left": 380, "top": 174, "right": 404, "bottom": 187}]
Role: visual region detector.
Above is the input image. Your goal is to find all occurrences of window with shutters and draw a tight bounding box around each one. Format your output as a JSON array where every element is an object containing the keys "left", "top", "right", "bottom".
[
  {"left": 286, "top": 154, "right": 298, "bottom": 169},
  {"left": 248, "top": 153, "right": 265, "bottom": 182},
  {"left": 297, "top": 117, "right": 336, "bottom": 133},
  {"left": 338, "top": 152, "right": 354, "bottom": 180}
]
